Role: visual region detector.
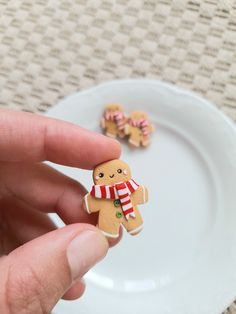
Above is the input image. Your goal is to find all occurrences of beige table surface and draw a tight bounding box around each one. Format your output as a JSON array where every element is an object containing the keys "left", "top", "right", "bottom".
[{"left": 0, "top": 0, "right": 236, "bottom": 313}]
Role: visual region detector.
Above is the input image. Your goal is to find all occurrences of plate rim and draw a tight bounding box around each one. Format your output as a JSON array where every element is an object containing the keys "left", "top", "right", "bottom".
[
  {"left": 47, "top": 79, "right": 236, "bottom": 314},
  {"left": 49, "top": 78, "right": 236, "bottom": 135}
]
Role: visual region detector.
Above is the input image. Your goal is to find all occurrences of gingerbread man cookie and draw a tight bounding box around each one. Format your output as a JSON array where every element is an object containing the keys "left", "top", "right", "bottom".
[
  {"left": 125, "top": 111, "right": 154, "bottom": 147},
  {"left": 83, "top": 159, "right": 148, "bottom": 238},
  {"left": 101, "top": 104, "right": 127, "bottom": 139}
]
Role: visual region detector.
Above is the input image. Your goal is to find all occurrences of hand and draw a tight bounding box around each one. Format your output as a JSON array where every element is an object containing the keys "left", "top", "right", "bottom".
[{"left": 0, "top": 109, "right": 121, "bottom": 313}]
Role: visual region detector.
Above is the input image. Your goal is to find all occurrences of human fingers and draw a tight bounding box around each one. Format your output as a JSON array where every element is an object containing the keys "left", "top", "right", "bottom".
[
  {"left": 0, "top": 163, "right": 121, "bottom": 248},
  {"left": 0, "top": 197, "right": 56, "bottom": 254},
  {"left": 0, "top": 109, "right": 120, "bottom": 169},
  {"left": 0, "top": 162, "right": 97, "bottom": 225},
  {"left": 62, "top": 278, "right": 86, "bottom": 300},
  {"left": 0, "top": 224, "right": 108, "bottom": 313}
]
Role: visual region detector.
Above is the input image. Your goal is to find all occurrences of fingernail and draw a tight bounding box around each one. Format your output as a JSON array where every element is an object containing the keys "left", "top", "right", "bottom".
[{"left": 67, "top": 230, "right": 108, "bottom": 281}]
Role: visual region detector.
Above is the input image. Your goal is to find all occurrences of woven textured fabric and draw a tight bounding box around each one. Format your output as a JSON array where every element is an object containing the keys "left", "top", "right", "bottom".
[
  {"left": 0, "top": 0, "right": 236, "bottom": 118},
  {"left": 0, "top": 0, "right": 236, "bottom": 312}
]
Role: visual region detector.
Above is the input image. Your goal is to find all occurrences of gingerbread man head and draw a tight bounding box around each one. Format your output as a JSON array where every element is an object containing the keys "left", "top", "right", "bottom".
[
  {"left": 105, "top": 103, "right": 123, "bottom": 113},
  {"left": 129, "top": 111, "right": 148, "bottom": 121},
  {"left": 93, "top": 159, "right": 131, "bottom": 185},
  {"left": 84, "top": 158, "right": 148, "bottom": 238}
]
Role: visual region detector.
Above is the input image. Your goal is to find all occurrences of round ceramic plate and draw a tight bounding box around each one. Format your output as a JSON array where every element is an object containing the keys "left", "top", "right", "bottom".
[{"left": 47, "top": 79, "right": 236, "bottom": 314}]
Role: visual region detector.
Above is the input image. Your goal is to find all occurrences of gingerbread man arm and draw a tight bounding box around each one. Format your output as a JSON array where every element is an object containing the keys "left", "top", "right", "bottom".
[
  {"left": 149, "top": 124, "right": 154, "bottom": 133},
  {"left": 131, "top": 185, "right": 148, "bottom": 206},
  {"left": 83, "top": 193, "right": 101, "bottom": 214},
  {"left": 124, "top": 123, "right": 131, "bottom": 135},
  {"left": 101, "top": 117, "right": 106, "bottom": 129}
]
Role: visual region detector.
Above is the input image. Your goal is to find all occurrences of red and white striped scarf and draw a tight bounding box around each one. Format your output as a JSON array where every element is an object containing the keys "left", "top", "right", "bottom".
[
  {"left": 129, "top": 118, "right": 149, "bottom": 136},
  {"left": 104, "top": 110, "right": 125, "bottom": 131},
  {"left": 90, "top": 179, "right": 139, "bottom": 220}
]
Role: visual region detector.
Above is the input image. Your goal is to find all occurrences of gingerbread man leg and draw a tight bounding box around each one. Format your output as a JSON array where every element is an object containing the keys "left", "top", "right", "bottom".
[
  {"left": 98, "top": 214, "right": 121, "bottom": 238},
  {"left": 118, "top": 130, "right": 125, "bottom": 138},
  {"left": 128, "top": 134, "right": 141, "bottom": 147},
  {"left": 141, "top": 135, "right": 151, "bottom": 147},
  {"left": 106, "top": 130, "right": 117, "bottom": 138},
  {"left": 105, "top": 122, "right": 118, "bottom": 138},
  {"left": 122, "top": 207, "right": 143, "bottom": 236}
]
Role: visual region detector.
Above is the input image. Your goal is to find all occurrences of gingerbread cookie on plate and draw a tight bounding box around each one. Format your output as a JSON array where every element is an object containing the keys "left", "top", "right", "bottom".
[
  {"left": 101, "top": 104, "right": 126, "bottom": 139},
  {"left": 125, "top": 111, "right": 154, "bottom": 147},
  {"left": 83, "top": 159, "right": 148, "bottom": 238}
]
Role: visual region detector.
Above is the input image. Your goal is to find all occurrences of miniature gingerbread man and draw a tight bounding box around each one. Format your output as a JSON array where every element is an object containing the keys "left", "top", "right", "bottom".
[
  {"left": 125, "top": 111, "right": 154, "bottom": 147},
  {"left": 101, "top": 104, "right": 127, "bottom": 139},
  {"left": 83, "top": 159, "right": 148, "bottom": 238}
]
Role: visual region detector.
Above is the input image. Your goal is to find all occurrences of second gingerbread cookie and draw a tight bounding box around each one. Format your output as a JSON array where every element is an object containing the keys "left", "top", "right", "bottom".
[
  {"left": 125, "top": 111, "right": 154, "bottom": 147},
  {"left": 101, "top": 104, "right": 126, "bottom": 139},
  {"left": 83, "top": 159, "right": 148, "bottom": 238}
]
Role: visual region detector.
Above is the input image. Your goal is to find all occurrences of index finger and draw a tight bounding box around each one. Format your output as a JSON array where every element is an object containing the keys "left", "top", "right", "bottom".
[{"left": 0, "top": 109, "right": 121, "bottom": 169}]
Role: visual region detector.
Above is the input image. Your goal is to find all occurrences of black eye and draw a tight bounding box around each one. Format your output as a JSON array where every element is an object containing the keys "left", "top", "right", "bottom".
[
  {"left": 117, "top": 169, "right": 122, "bottom": 174},
  {"left": 98, "top": 173, "right": 104, "bottom": 178}
]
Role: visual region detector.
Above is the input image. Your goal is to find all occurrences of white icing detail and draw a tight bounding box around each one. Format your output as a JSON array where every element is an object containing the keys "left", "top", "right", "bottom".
[
  {"left": 123, "top": 169, "right": 127, "bottom": 175},
  {"left": 129, "top": 139, "right": 139, "bottom": 147},
  {"left": 84, "top": 194, "right": 91, "bottom": 214},
  {"left": 106, "top": 132, "right": 116, "bottom": 138},
  {"left": 102, "top": 231, "right": 119, "bottom": 238},
  {"left": 142, "top": 185, "right": 146, "bottom": 203},
  {"left": 129, "top": 224, "right": 143, "bottom": 235}
]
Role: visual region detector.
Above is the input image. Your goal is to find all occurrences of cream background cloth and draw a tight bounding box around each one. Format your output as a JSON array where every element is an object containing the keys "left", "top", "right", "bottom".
[{"left": 0, "top": 1, "right": 235, "bottom": 312}]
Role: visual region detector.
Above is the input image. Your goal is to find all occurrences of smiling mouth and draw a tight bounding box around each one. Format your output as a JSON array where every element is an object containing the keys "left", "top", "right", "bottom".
[{"left": 109, "top": 174, "right": 115, "bottom": 178}]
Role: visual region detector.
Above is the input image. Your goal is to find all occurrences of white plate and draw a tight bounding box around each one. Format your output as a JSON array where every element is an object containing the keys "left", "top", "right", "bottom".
[{"left": 47, "top": 79, "right": 236, "bottom": 314}]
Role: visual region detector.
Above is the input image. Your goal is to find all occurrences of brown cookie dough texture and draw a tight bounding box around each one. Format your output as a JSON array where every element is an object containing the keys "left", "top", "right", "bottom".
[
  {"left": 83, "top": 159, "right": 148, "bottom": 239},
  {"left": 125, "top": 111, "right": 154, "bottom": 147},
  {"left": 101, "top": 104, "right": 127, "bottom": 139}
]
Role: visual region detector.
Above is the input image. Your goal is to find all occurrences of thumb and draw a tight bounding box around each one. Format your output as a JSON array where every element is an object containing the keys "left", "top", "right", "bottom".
[{"left": 0, "top": 224, "right": 108, "bottom": 314}]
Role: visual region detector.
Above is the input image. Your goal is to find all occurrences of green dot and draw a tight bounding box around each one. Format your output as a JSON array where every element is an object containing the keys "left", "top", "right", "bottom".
[
  {"left": 114, "top": 199, "right": 120, "bottom": 207},
  {"left": 116, "top": 211, "right": 122, "bottom": 218}
]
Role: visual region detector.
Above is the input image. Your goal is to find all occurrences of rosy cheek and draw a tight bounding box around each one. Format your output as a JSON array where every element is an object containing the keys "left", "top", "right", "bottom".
[
  {"left": 95, "top": 176, "right": 99, "bottom": 182},
  {"left": 123, "top": 169, "right": 127, "bottom": 175}
]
